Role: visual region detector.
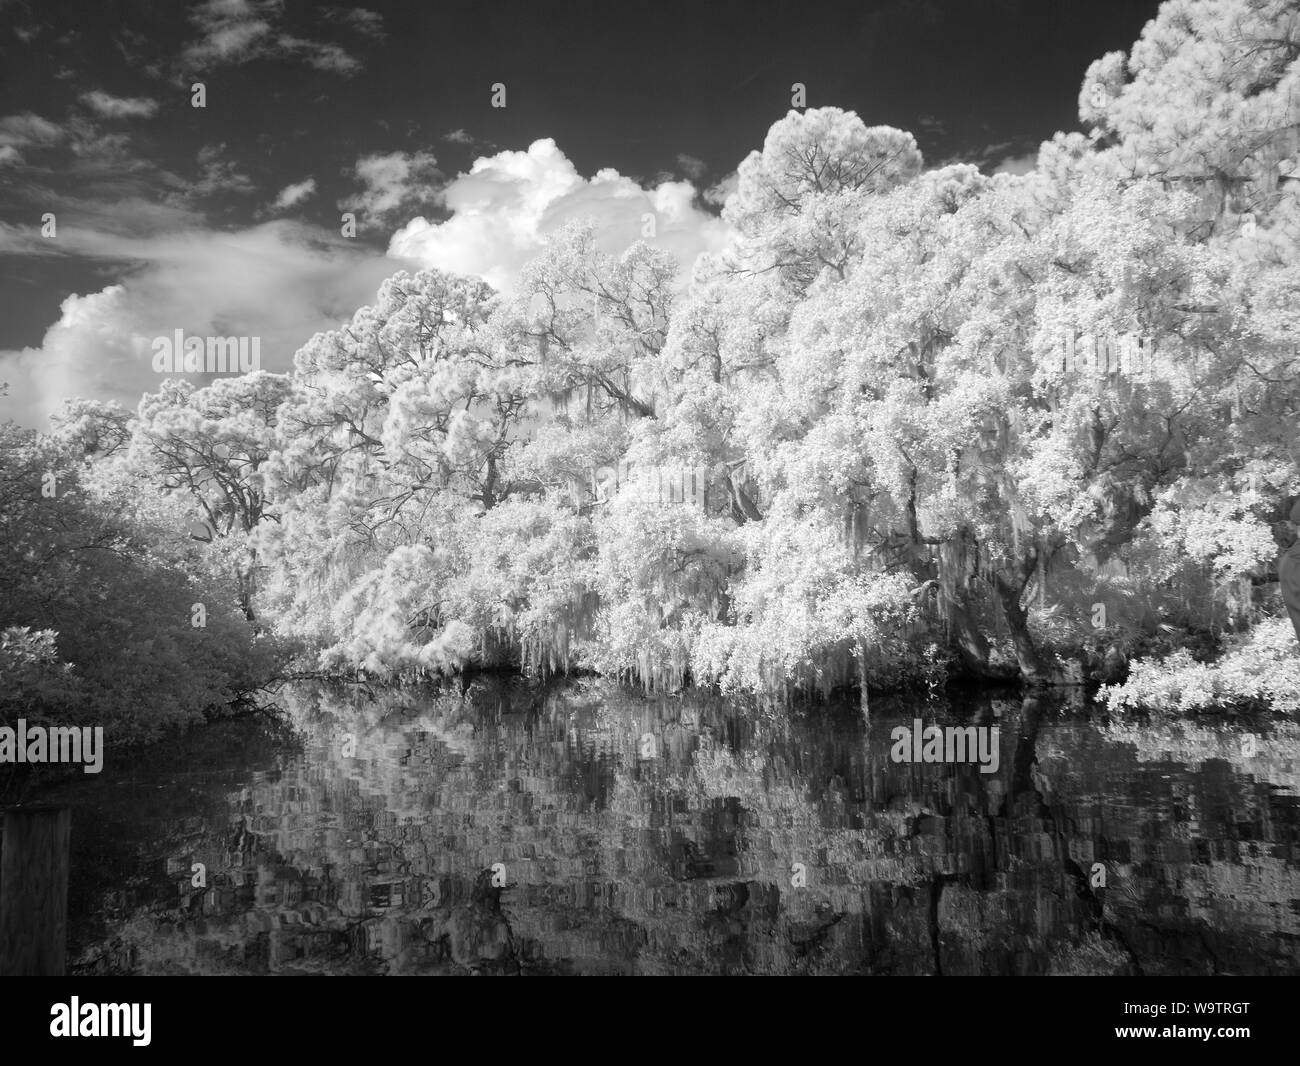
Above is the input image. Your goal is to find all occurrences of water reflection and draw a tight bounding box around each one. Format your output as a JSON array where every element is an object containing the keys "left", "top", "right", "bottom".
[{"left": 35, "top": 679, "right": 1300, "bottom": 975}]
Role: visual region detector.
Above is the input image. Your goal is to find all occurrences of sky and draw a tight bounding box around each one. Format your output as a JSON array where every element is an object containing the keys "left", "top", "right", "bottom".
[{"left": 0, "top": 0, "right": 1163, "bottom": 424}]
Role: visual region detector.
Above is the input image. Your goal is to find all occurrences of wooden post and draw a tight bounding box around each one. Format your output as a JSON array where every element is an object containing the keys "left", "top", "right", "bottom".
[{"left": 0, "top": 806, "right": 71, "bottom": 976}]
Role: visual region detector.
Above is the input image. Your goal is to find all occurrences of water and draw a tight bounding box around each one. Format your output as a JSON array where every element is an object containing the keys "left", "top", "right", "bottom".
[{"left": 28, "top": 678, "right": 1300, "bottom": 975}]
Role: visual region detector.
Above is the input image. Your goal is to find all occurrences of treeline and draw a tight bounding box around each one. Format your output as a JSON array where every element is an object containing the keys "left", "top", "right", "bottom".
[{"left": 4, "top": 0, "right": 1300, "bottom": 730}]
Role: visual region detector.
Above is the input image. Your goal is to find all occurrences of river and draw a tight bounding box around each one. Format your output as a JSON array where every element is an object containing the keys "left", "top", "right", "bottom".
[{"left": 28, "top": 678, "right": 1300, "bottom": 975}]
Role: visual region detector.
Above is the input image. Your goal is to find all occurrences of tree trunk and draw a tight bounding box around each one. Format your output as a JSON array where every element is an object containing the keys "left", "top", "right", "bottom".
[
  {"left": 482, "top": 454, "right": 500, "bottom": 510},
  {"left": 237, "top": 564, "right": 257, "bottom": 622},
  {"left": 725, "top": 474, "right": 763, "bottom": 524},
  {"left": 925, "top": 527, "right": 1005, "bottom": 680},
  {"left": 993, "top": 569, "right": 1048, "bottom": 683},
  {"left": 1010, "top": 694, "right": 1046, "bottom": 800},
  {"left": 856, "top": 641, "right": 870, "bottom": 719},
  {"left": 947, "top": 597, "right": 1000, "bottom": 678}
]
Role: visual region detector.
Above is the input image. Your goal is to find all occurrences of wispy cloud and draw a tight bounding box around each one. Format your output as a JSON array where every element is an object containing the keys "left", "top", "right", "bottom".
[
  {"left": 676, "top": 153, "right": 708, "bottom": 181},
  {"left": 183, "top": 0, "right": 279, "bottom": 67},
  {"left": 0, "top": 112, "right": 65, "bottom": 155},
  {"left": 271, "top": 177, "right": 317, "bottom": 210},
  {"left": 80, "top": 91, "right": 160, "bottom": 120},
  {"left": 192, "top": 143, "right": 255, "bottom": 197},
  {"left": 915, "top": 114, "right": 947, "bottom": 137},
  {"left": 340, "top": 150, "right": 441, "bottom": 223},
  {"left": 182, "top": 0, "right": 362, "bottom": 75},
  {"left": 322, "top": 6, "right": 384, "bottom": 40},
  {"left": 274, "top": 35, "right": 360, "bottom": 74}
]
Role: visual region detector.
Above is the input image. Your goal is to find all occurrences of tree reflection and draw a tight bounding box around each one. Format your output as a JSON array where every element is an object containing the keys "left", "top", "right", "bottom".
[{"left": 44, "top": 680, "right": 1300, "bottom": 975}]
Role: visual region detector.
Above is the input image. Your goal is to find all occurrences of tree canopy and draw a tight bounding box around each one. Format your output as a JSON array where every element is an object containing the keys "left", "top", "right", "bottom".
[{"left": 7, "top": 0, "right": 1299, "bottom": 718}]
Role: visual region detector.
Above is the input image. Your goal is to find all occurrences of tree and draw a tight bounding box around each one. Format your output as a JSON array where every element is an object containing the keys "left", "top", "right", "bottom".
[
  {"left": 1081, "top": 0, "right": 1300, "bottom": 231},
  {"left": 130, "top": 373, "right": 292, "bottom": 619}
]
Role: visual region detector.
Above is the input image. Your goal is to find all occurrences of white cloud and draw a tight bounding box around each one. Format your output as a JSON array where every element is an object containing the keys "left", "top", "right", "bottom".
[
  {"left": 676, "top": 153, "right": 708, "bottom": 181},
  {"left": 703, "top": 171, "right": 738, "bottom": 208},
  {"left": 275, "top": 35, "right": 360, "bottom": 74},
  {"left": 192, "top": 144, "right": 255, "bottom": 197},
  {"left": 183, "top": 0, "right": 279, "bottom": 66},
  {"left": 341, "top": 150, "right": 440, "bottom": 221},
  {"left": 272, "top": 177, "right": 317, "bottom": 210},
  {"left": 80, "top": 91, "right": 160, "bottom": 120},
  {"left": 388, "top": 138, "right": 732, "bottom": 292},
  {"left": 183, "top": 0, "right": 361, "bottom": 74},
  {"left": 323, "top": 6, "right": 384, "bottom": 39},
  {"left": 0, "top": 144, "right": 22, "bottom": 166},
  {"left": 0, "top": 220, "right": 410, "bottom": 426},
  {"left": 0, "top": 112, "right": 64, "bottom": 152},
  {"left": 993, "top": 152, "right": 1037, "bottom": 176},
  {"left": 0, "top": 137, "right": 735, "bottom": 425}
]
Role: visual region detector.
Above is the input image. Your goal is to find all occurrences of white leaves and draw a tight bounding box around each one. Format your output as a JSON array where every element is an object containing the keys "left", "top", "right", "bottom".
[
  {"left": 691, "top": 506, "right": 914, "bottom": 694},
  {"left": 100, "top": 40, "right": 1300, "bottom": 700},
  {"left": 725, "top": 108, "right": 924, "bottom": 233},
  {"left": 1135, "top": 481, "right": 1277, "bottom": 583}
]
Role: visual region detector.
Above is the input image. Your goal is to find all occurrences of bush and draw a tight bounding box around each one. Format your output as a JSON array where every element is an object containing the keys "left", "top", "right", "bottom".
[
  {"left": 0, "top": 424, "right": 280, "bottom": 744},
  {"left": 1100, "top": 616, "right": 1300, "bottom": 714}
]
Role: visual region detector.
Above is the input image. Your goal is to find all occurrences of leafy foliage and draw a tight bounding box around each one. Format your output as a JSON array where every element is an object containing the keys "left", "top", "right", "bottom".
[
  {"left": 9, "top": 0, "right": 1300, "bottom": 713},
  {"left": 0, "top": 424, "right": 277, "bottom": 744}
]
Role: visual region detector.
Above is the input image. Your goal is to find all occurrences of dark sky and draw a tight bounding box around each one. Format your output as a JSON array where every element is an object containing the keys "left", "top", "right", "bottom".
[{"left": 0, "top": 0, "right": 1162, "bottom": 360}]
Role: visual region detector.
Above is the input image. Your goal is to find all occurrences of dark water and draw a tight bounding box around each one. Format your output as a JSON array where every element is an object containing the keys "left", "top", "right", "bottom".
[{"left": 28, "top": 679, "right": 1300, "bottom": 975}]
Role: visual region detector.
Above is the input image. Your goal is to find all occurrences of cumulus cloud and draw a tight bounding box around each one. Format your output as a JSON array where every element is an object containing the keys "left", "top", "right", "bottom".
[
  {"left": 341, "top": 150, "right": 441, "bottom": 222},
  {"left": 271, "top": 177, "right": 317, "bottom": 210},
  {"left": 79, "top": 91, "right": 159, "bottom": 120},
  {"left": 703, "top": 171, "right": 738, "bottom": 209},
  {"left": 993, "top": 152, "right": 1037, "bottom": 176},
  {"left": 388, "top": 139, "right": 732, "bottom": 292},
  {"left": 0, "top": 136, "right": 734, "bottom": 424},
  {"left": 0, "top": 221, "right": 411, "bottom": 426}
]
